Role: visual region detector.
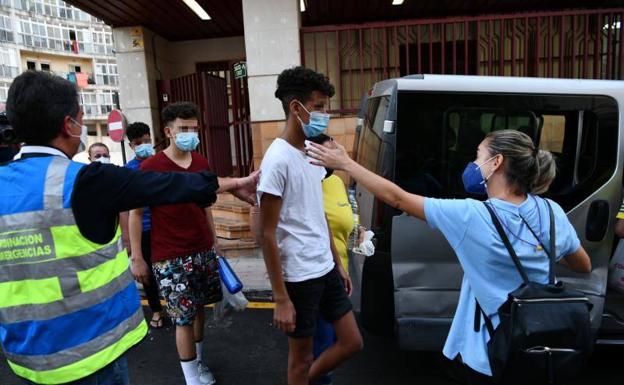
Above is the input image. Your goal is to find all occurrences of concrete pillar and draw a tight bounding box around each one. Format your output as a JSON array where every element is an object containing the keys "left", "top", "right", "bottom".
[
  {"left": 112, "top": 26, "right": 168, "bottom": 146},
  {"left": 242, "top": 0, "right": 301, "bottom": 122}
]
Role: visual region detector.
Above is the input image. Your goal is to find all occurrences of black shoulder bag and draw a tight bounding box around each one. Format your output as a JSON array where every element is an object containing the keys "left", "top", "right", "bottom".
[{"left": 475, "top": 200, "right": 593, "bottom": 385}]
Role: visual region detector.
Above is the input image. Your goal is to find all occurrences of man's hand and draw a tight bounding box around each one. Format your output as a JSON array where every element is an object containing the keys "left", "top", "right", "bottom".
[
  {"left": 274, "top": 297, "right": 296, "bottom": 333},
  {"left": 231, "top": 170, "right": 260, "bottom": 205},
  {"left": 131, "top": 257, "right": 150, "bottom": 285},
  {"left": 338, "top": 265, "right": 353, "bottom": 297}
]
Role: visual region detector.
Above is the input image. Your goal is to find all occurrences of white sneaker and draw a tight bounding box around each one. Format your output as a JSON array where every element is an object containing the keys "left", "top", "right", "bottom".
[{"left": 198, "top": 362, "right": 216, "bottom": 385}]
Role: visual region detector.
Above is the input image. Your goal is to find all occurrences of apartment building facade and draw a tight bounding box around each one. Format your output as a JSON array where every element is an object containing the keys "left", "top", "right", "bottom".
[{"left": 0, "top": 0, "right": 123, "bottom": 163}]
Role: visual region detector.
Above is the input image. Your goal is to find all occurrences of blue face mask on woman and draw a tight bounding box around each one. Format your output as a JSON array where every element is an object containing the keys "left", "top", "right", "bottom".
[
  {"left": 134, "top": 143, "right": 155, "bottom": 159},
  {"left": 297, "top": 102, "right": 330, "bottom": 138},
  {"left": 175, "top": 132, "right": 200, "bottom": 152},
  {"left": 461, "top": 156, "right": 497, "bottom": 195}
]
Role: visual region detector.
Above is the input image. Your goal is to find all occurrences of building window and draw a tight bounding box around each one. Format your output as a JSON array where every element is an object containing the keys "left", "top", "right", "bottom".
[
  {"left": 58, "top": 1, "right": 74, "bottom": 19},
  {"left": 16, "top": 17, "right": 100, "bottom": 55},
  {"left": 95, "top": 59, "right": 118, "bottom": 86},
  {"left": 99, "top": 90, "right": 114, "bottom": 114},
  {"left": 58, "top": 1, "right": 92, "bottom": 21},
  {"left": 79, "top": 91, "right": 98, "bottom": 116},
  {"left": 18, "top": 18, "right": 64, "bottom": 51},
  {"left": 0, "top": 47, "right": 19, "bottom": 78},
  {"left": 0, "top": 81, "right": 9, "bottom": 103},
  {"left": 10, "top": 0, "right": 86, "bottom": 20},
  {"left": 69, "top": 64, "right": 81, "bottom": 73},
  {"left": 27, "top": 61, "right": 36, "bottom": 70},
  {"left": 41, "top": 63, "right": 50, "bottom": 71},
  {"left": 92, "top": 28, "right": 114, "bottom": 55},
  {"left": 0, "top": 14, "right": 13, "bottom": 43}
]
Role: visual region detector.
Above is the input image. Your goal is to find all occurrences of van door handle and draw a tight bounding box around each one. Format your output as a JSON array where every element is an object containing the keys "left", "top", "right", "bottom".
[{"left": 585, "top": 200, "right": 609, "bottom": 242}]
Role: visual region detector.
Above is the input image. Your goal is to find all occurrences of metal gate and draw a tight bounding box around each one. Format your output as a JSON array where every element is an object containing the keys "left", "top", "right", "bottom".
[
  {"left": 301, "top": 7, "right": 624, "bottom": 115},
  {"left": 197, "top": 60, "right": 253, "bottom": 177},
  {"left": 157, "top": 72, "right": 233, "bottom": 176}
]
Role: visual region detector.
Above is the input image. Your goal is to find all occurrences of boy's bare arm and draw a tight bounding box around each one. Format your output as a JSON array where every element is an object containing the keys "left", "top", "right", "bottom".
[{"left": 261, "top": 193, "right": 296, "bottom": 333}]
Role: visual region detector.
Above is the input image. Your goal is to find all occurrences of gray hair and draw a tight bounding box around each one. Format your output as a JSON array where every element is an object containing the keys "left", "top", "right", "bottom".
[{"left": 485, "top": 130, "right": 556, "bottom": 195}]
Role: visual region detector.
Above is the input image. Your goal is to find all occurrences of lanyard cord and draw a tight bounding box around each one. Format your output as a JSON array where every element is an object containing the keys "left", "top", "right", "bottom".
[
  {"left": 488, "top": 196, "right": 545, "bottom": 251},
  {"left": 519, "top": 199, "right": 553, "bottom": 259}
]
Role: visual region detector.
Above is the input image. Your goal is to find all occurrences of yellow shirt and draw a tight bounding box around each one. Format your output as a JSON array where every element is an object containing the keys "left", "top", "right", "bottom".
[{"left": 322, "top": 174, "right": 354, "bottom": 271}]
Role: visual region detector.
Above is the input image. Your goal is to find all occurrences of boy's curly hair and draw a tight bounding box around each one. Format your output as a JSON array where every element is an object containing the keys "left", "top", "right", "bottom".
[
  {"left": 162, "top": 102, "right": 198, "bottom": 127},
  {"left": 275, "top": 67, "right": 335, "bottom": 116}
]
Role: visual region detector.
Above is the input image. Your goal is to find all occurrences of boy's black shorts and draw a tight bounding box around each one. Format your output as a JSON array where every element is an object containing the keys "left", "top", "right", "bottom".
[{"left": 284, "top": 267, "right": 353, "bottom": 338}]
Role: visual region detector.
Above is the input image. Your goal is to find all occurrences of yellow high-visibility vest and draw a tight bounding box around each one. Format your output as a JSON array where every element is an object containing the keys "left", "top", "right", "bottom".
[{"left": 0, "top": 156, "right": 147, "bottom": 384}]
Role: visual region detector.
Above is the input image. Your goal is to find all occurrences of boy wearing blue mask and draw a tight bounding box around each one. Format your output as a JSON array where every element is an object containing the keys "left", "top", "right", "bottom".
[
  {"left": 258, "top": 67, "right": 363, "bottom": 385},
  {"left": 129, "top": 102, "right": 222, "bottom": 385},
  {"left": 119, "top": 122, "right": 163, "bottom": 330}
]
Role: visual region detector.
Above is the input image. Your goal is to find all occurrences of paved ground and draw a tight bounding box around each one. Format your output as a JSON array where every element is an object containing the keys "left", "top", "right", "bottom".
[
  {"left": 1, "top": 306, "right": 622, "bottom": 385},
  {"left": 226, "top": 256, "right": 272, "bottom": 299}
]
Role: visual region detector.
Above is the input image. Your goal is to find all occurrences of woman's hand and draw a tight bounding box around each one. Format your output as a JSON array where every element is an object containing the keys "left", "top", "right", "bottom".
[
  {"left": 357, "top": 225, "right": 367, "bottom": 246},
  {"left": 306, "top": 141, "right": 353, "bottom": 171},
  {"left": 308, "top": 139, "right": 427, "bottom": 220}
]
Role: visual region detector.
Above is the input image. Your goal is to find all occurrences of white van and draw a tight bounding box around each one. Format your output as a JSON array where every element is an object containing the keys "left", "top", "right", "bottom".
[{"left": 353, "top": 74, "right": 624, "bottom": 349}]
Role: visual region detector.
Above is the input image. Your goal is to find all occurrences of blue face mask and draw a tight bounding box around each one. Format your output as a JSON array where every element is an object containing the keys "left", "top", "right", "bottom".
[
  {"left": 175, "top": 132, "right": 200, "bottom": 152},
  {"left": 297, "top": 102, "right": 330, "bottom": 138},
  {"left": 461, "top": 156, "right": 496, "bottom": 195},
  {"left": 134, "top": 143, "right": 155, "bottom": 159}
]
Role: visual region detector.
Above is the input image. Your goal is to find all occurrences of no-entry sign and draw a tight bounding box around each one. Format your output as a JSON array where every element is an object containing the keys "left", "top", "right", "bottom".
[{"left": 107, "top": 109, "right": 126, "bottom": 142}]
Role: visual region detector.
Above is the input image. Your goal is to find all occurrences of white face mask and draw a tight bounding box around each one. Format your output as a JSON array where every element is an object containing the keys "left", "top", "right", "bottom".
[
  {"left": 94, "top": 156, "right": 111, "bottom": 164},
  {"left": 69, "top": 118, "right": 88, "bottom": 153}
]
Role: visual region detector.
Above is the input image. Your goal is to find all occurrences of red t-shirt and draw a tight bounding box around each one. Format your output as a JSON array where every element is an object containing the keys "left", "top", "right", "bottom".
[{"left": 140, "top": 151, "right": 214, "bottom": 262}]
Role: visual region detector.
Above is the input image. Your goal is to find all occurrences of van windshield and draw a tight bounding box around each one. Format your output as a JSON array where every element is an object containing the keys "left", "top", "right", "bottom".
[{"left": 395, "top": 91, "right": 618, "bottom": 211}]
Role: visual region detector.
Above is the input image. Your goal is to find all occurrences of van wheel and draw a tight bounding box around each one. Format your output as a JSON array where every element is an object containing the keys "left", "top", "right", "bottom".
[{"left": 360, "top": 250, "right": 395, "bottom": 337}]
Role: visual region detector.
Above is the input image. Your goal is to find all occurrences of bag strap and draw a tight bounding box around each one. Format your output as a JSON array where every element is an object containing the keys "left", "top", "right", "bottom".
[
  {"left": 474, "top": 299, "right": 495, "bottom": 336},
  {"left": 519, "top": 198, "right": 557, "bottom": 284},
  {"left": 484, "top": 202, "right": 530, "bottom": 284},
  {"left": 474, "top": 202, "right": 527, "bottom": 337},
  {"left": 546, "top": 200, "right": 556, "bottom": 284}
]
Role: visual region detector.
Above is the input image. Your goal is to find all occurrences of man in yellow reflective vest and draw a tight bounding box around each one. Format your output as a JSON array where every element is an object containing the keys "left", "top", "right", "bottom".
[{"left": 0, "top": 70, "right": 258, "bottom": 385}]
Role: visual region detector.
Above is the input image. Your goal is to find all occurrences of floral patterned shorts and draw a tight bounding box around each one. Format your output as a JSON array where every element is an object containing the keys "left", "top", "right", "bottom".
[{"left": 152, "top": 249, "right": 223, "bottom": 326}]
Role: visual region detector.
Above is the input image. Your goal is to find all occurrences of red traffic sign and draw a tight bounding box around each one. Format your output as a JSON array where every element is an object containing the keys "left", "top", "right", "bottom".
[{"left": 107, "top": 109, "right": 126, "bottom": 143}]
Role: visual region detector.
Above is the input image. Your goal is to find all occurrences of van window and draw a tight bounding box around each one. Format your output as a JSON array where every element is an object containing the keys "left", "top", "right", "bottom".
[
  {"left": 540, "top": 115, "right": 566, "bottom": 153},
  {"left": 395, "top": 92, "right": 618, "bottom": 211},
  {"left": 357, "top": 96, "right": 389, "bottom": 173}
]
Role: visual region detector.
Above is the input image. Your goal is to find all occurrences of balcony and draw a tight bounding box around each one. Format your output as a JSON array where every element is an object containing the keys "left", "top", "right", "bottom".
[
  {"left": 7, "top": 0, "right": 95, "bottom": 23},
  {"left": 54, "top": 71, "right": 95, "bottom": 87},
  {"left": 81, "top": 102, "right": 114, "bottom": 119},
  {"left": 17, "top": 34, "right": 114, "bottom": 57}
]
